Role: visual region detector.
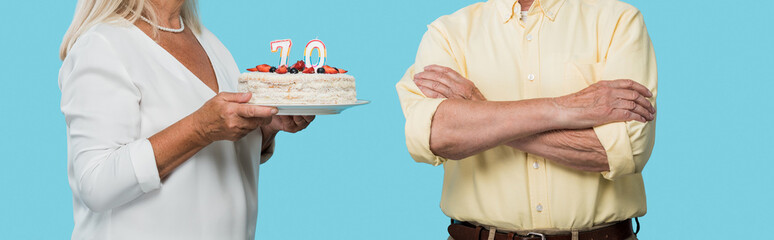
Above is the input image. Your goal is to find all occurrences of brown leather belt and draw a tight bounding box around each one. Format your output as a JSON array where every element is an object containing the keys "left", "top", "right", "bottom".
[{"left": 448, "top": 219, "right": 634, "bottom": 240}]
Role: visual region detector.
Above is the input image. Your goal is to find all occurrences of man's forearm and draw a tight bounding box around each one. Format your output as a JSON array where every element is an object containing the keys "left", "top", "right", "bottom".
[
  {"left": 507, "top": 128, "right": 609, "bottom": 172},
  {"left": 430, "top": 98, "right": 564, "bottom": 160}
]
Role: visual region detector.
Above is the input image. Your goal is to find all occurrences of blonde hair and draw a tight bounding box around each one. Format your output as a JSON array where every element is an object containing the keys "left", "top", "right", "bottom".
[{"left": 59, "top": 0, "right": 201, "bottom": 60}]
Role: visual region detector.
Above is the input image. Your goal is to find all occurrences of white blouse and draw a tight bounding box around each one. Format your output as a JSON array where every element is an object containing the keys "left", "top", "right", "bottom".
[{"left": 59, "top": 22, "right": 271, "bottom": 240}]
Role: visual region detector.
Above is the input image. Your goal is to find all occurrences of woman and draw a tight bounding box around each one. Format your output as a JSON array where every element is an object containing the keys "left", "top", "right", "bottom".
[{"left": 59, "top": 0, "right": 314, "bottom": 239}]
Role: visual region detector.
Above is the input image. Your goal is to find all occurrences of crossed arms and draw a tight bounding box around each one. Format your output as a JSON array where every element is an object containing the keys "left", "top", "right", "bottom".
[{"left": 414, "top": 66, "right": 653, "bottom": 173}]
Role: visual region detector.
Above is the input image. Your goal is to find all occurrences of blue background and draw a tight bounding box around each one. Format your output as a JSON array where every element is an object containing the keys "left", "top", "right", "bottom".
[{"left": 1, "top": 0, "right": 772, "bottom": 239}]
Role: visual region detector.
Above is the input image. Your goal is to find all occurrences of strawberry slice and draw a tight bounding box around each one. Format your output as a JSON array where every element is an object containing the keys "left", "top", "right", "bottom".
[
  {"left": 291, "top": 60, "right": 306, "bottom": 71},
  {"left": 246, "top": 67, "right": 258, "bottom": 72},
  {"left": 322, "top": 65, "right": 338, "bottom": 74},
  {"left": 302, "top": 67, "right": 315, "bottom": 74},
  {"left": 276, "top": 65, "right": 288, "bottom": 74},
  {"left": 337, "top": 68, "right": 348, "bottom": 74},
  {"left": 256, "top": 64, "right": 272, "bottom": 72}
]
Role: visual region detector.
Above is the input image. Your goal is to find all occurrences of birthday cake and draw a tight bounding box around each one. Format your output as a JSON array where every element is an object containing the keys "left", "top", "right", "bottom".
[{"left": 238, "top": 60, "right": 356, "bottom": 105}]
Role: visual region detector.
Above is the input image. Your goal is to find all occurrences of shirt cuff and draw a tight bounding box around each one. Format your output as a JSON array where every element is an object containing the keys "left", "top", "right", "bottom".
[
  {"left": 128, "top": 139, "right": 161, "bottom": 193},
  {"left": 405, "top": 98, "right": 448, "bottom": 166},
  {"left": 593, "top": 122, "right": 635, "bottom": 180}
]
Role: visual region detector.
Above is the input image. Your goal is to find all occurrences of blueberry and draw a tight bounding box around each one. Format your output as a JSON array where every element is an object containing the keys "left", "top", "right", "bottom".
[
  {"left": 316, "top": 67, "right": 325, "bottom": 73},
  {"left": 269, "top": 67, "right": 277, "bottom": 73},
  {"left": 289, "top": 68, "right": 299, "bottom": 74}
]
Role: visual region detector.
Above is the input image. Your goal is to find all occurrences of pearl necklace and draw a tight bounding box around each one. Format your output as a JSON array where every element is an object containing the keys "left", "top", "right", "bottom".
[{"left": 138, "top": 15, "right": 185, "bottom": 33}]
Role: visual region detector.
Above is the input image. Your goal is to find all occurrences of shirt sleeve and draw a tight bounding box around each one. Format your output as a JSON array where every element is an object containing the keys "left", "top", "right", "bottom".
[
  {"left": 59, "top": 32, "right": 161, "bottom": 212},
  {"left": 593, "top": 9, "right": 658, "bottom": 180},
  {"left": 396, "top": 24, "right": 465, "bottom": 166}
]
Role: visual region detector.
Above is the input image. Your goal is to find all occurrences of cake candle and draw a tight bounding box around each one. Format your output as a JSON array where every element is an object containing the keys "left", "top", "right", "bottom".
[
  {"left": 304, "top": 39, "right": 326, "bottom": 69},
  {"left": 270, "top": 39, "right": 292, "bottom": 67}
]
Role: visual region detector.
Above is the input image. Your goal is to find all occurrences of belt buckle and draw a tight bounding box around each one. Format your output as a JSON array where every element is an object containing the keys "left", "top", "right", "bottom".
[{"left": 526, "top": 232, "right": 546, "bottom": 240}]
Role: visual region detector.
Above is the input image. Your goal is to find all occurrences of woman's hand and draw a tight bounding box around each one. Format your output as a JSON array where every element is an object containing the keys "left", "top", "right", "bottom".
[
  {"left": 258, "top": 115, "right": 315, "bottom": 154},
  {"left": 262, "top": 115, "right": 315, "bottom": 135},
  {"left": 192, "top": 92, "right": 278, "bottom": 144},
  {"left": 413, "top": 65, "right": 487, "bottom": 101}
]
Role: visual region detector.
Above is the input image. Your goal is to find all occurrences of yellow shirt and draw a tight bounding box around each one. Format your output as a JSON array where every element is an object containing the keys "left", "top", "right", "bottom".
[{"left": 396, "top": 0, "right": 657, "bottom": 231}]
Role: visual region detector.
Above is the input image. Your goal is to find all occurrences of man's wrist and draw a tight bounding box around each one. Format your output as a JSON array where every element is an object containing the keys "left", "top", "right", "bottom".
[{"left": 539, "top": 97, "right": 569, "bottom": 131}]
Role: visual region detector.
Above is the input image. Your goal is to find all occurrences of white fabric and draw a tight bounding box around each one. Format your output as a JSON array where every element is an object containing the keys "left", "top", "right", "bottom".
[{"left": 59, "top": 21, "right": 271, "bottom": 240}]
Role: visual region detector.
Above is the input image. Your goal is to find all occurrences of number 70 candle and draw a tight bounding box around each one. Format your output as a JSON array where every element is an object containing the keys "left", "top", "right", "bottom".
[{"left": 269, "top": 39, "right": 327, "bottom": 70}]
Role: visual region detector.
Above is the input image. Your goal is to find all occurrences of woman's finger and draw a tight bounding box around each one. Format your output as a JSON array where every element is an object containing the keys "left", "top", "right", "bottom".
[
  {"left": 219, "top": 92, "right": 252, "bottom": 103},
  {"left": 283, "top": 116, "right": 297, "bottom": 131},
  {"left": 236, "top": 105, "right": 278, "bottom": 118},
  {"left": 232, "top": 117, "right": 258, "bottom": 131},
  {"left": 251, "top": 117, "right": 273, "bottom": 129},
  {"left": 293, "top": 116, "right": 305, "bottom": 125}
]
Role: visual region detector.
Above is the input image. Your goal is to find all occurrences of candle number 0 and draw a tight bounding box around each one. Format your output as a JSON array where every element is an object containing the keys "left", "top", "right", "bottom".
[{"left": 304, "top": 40, "right": 326, "bottom": 69}]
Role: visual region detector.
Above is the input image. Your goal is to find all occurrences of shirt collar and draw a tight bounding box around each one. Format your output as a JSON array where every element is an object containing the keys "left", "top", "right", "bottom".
[{"left": 494, "top": 0, "right": 566, "bottom": 23}]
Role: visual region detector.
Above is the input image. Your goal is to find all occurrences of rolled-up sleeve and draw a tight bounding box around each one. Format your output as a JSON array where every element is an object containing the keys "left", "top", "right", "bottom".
[
  {"left": 60, "top": 33, "right": 161, "bottom": 212},
  {"left": 396, "top": 24, "right": 464, "bottom": 166},
  {"left": 593, "top": 9, "right": 658, "bottom": 180}
]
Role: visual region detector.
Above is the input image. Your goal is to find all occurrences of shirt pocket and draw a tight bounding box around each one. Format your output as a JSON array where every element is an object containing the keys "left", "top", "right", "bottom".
[{"left": 565, "top": 62, "right": 603, "bottom": 87}]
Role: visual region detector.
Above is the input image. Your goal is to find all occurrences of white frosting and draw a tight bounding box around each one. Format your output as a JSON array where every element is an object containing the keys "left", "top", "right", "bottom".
[{"left": 238, "top": 72, "right": 356, "bottom": 104}]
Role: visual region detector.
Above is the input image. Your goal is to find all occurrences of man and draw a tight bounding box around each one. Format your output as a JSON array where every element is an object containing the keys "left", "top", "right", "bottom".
[{"left": 396, "top": 0, "right": 656, "bottom": 239}]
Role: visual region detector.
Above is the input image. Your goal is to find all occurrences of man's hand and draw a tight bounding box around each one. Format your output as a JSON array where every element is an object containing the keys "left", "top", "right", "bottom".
[
  {"left": 553, "top": 79, "right": 655, "bottom": 129},
  {"left": 413, "top": 65, "right": 486, "bottom": 101}
]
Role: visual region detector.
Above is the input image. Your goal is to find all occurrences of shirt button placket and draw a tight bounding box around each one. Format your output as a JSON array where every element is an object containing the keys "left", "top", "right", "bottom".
[{"left": 523, "top": 15, "right": 550, "bottom": 228}]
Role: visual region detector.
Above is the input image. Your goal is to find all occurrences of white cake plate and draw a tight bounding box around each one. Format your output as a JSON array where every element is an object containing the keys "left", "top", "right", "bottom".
[{"left": 250, "top": 100, "right": 370, "bottom": 115}]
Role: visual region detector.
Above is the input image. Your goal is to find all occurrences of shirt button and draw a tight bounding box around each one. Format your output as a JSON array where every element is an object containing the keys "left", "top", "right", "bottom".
[
  {"left": 526, "top": 34, "right": 533, "bottom": 41},
  {"left": 547, "top": 11, "right": 554, "bottom": 17},
  {"left": 536, "top": 204, "right": 544, "bottom": 212},
  {"left": 527, "top": 74, "right": 535, "bottom": 81},
  {"left": 532, "top": 162, "right": 539, "bottom": 169}
]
